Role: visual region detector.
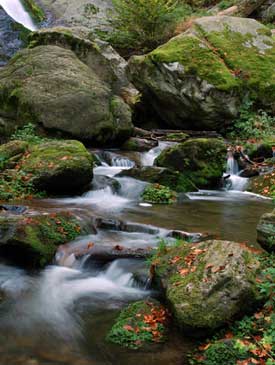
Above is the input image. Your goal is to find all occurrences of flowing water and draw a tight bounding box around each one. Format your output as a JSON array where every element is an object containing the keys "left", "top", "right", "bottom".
[
  {"left": 0, "top": 0, "right": 37, "bottom": 30},
  {"left": 1, "top": 2, "right": 273, "bottom": 364},
  {"left": 0, "top": 139, "right": 273, "bottom": 364}
]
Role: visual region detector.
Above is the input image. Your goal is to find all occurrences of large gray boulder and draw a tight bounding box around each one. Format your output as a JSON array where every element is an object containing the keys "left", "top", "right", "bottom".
[
  {"left": 127, "top": 16, "right": 275, "bottom": 130},
  {"left": 0, "top": 45, "right": 133, "bottom": 144},
  {"left": 152, "top": 240, "right": 261, "bottom": 334}
]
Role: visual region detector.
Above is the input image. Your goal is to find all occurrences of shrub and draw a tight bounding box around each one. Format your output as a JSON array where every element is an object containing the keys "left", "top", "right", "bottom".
[
  {"left": 142, "top": 183, "right": 177, "bottom": 204},
  {"left": 11, "top": 123, "right": 44, "bottom": 144},
  {"left": 105, "top": 0, "right": 193, "bottom": 54},
  {"left": 228, "top": 100, "right": 275, "bottom": 140}
]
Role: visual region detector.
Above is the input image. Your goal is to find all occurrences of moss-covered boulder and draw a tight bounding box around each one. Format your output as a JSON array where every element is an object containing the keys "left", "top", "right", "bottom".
[
  {"left": 106, "top": 300, "right": 169, "bottom": 349},
  {"left": 0, "top": 210, "right": 90, "bottom": 267},
  {"left": 29, "top": 27, "right": 139, "bottom": 101},
  {"left": 142, "top": 184, "right": 177, "bottom": 204},
  {"left": 151, "top": 240, "right": 261, "bottom": 334},
  {"left": 0, "top": 45, "right": 133, "bottom": 144},
  {"left": 117, "top": 166, "right": 197, "bottom": 192},
  {"left": 156, "top": 138, "right": 226, "bottom": 189},
  {"left": 257, "top": 210, "right": 275, "bottom": 252},
  {"left": 0, "top": 139, "right": 94, "bottom": 198},
  {"left": 128, "top": 16, "right": 275, "bottom": 130}
]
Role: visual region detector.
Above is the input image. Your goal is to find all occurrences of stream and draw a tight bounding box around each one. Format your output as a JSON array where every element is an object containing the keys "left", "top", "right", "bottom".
[
  {"left": 0, "top": 141, "right": 273, "bottom": 365},
  {"left": 0, "top": 4, "right": 273, "bottom": 364}
]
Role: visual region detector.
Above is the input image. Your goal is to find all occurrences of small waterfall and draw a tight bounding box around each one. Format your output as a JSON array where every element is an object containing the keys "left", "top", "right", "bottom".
[
  {"left": 226, "top": 156, "right": 239, "bottom": 175},
  {"left": 224, "top": 154, "right": 248, "bottom": 192},
  {"left": 0, "top": 0, "right": 37, "bottom": 30},
  {"left": 111, "top": 156, "right": 135, "bottom": 168},
  {"left": 141, "top": 141, "right": 175, "bottom": 166}
]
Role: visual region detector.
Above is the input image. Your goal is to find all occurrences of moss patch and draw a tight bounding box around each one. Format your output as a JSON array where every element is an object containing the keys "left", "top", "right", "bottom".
[{"left": 106, "top": 300, "right": 169, "bottom": 349}]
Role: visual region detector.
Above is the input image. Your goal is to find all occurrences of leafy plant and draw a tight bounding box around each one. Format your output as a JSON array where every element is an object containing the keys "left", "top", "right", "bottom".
[
  {"left": 228, "top": 100, "right": 275, "bottom": 140},
  {"left": 11, "top": 123, "right": 45, "bottom": 144},
  {"left": 104, "top": 0, "right": 193, "bottom": 54},
  {"left": 142, "top": 183, "right": 177, "bottom": 204}
]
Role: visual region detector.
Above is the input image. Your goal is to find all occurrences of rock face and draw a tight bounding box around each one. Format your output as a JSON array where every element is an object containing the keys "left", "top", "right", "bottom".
[
  {"left": 0, "top": 210, "right": 91, "bottom": 267},
  {"left": 117, "top": 166, "right": 197, "bottom": 192},
  {"left": 0, "top": 139, "right": 94, "bottom": 194},
  {"left": 156, "top": 138, "right": 226, "bottom": 189},
  {"left": 128, "top": 16, "right": 275, "bottom": 130},
  {"left": 121, "top": 137, "right": 158, "bottom": 152},
  {"left": 0, "top": 45, "right": 133, "bottom": 144},
  {"left": 247, "top": 171, "right": 275, "bottom": 198},
  {"left": 29, "top": 27, "right": 138, "bottom": 99},
  {"left": 0, "top": 6, "right": 30, "bottom": 66},
  {"left": 257, "top": 210, "right": 275, "bottom": 252},
  {"left": 152, "top": 240, "right": 261, "bottom": 334},
  {"left": 37, "top": 0, "right": 113, "bottom": 31}
]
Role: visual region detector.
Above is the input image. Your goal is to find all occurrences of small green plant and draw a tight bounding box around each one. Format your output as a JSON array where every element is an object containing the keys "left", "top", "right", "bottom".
[
  {"left": 142, "top": 184, "right": 177, "bottom": 204},
  {"left": 228, "top": 100, "right": 275, "bottom": 140},
  {"left": 11, "top": 123, "right": 45, "bottom": 144}
]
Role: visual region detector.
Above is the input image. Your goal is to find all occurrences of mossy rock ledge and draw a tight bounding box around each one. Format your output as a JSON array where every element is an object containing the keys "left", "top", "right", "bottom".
[
  {"left": 127, "top": 16, "right": 275, "bottom": 130},
  {"left": 0, "top": 139, "right": 94, "bottom": 196},
  {"left": 0, "top": 210, "right": 91, "bottom": 267},
  {"left": 151, "top": 240, "right": 261, "bottom": 335},
  {"left": 155, "top": 138, "right": 226, "bottom": 189},
  {"left": 257, "top": 209, "right": 275, "bottom": 252},
  {"left": 0, "top": 45, "right": 133, "bottom": 144}
]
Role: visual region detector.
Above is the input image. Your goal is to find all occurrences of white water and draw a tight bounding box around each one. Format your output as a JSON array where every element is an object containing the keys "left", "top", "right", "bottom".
[
  {"left": 141, "top": 141, "right": 175, "bottom": 166},
  {"left": 225, "top": 155, "right": 248, "bottom": 192},
  {"left": 0, "top": 0, "right": 37, "bottom": 30},
  {"left": 0, "top": 260, "right": 148, "bottom": 338}
]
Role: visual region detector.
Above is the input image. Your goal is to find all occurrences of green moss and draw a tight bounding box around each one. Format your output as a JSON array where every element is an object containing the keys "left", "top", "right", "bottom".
[
  {"left": 196, "top": 26, "right": 275, "bottom": 102},
  {"left": 149, "top": 34, "right": 240, "bottom": 92},
  {"left": 106, "top": 300, "right": 169, "bottom": 349}
]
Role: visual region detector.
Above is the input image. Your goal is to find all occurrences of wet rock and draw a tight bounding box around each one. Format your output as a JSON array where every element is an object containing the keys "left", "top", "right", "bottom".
[
  {"left": 121, "top": 137, "right": 158, "bottom": 152},
  {"left": 167, "top": 230, "right": 213, "bottom": 243},
  {"left": 239, "top": 167, "right": 260, "bottom": 178},
  {"left": 0, "top": 209, "right": 91, "bottom": 267},
  {"left": 0, "top": 205, "right": 27, "bottom": 214},
  {"left": 127, "top": 16, "right": 275, "bottom": 130},
  {"left": 257, "top": 209, "right": 275, "bottom": 252},
  {"left": 0, "top": 45, "right": 133, "bottom": 144},
  {"left": 152, "top": 240, "right": 262, "bottom": 335},
  {"left": 94, "top": 217, "right": 160, "bottom": 235},
  {"left": 92, "top": 175, "right": 121, "bottom": 193},
  {"left": 156, "top": 138, "right": 226, "bottom": 189},
  {"left": 0, "top": 140, "right": 29, "bottom": 171},
  {"left": 117, "top": 166, "right": 198, "bottom": 192}
]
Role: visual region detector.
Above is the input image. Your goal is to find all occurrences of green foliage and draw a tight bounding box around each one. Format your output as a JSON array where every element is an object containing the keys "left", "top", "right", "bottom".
[
  {"left": 228, "top": 100, "right": 275, "bottom": 140},
  {"left": 11, "top": 123, "right": 45, "bottom": 144},
  {"left": 142, "top": 183, "right": 177, "bottom": 204},
  {"left": 105, "top": 0, "right": 193, "bottom": 54},
  {"left": 218, "top": 0, "right": 236, "bottom": 10},
  {"left": 203, "top": 341, "right": 249, "bottom": 365},
  {"left": 259, "top": 267, "right": 275, "bottom": 309}
]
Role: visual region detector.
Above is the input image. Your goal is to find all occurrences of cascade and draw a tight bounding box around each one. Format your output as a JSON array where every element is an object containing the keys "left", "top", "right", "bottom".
[{"left": 0, "top": 0, "right": 37, "bottom": 30}]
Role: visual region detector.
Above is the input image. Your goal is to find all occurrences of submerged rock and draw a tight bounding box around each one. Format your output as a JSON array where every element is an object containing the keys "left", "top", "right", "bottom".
[
  {"left": 0, "top": 45, "right": 133, "bottom": 144},
  {"left": 0, "top": 210, "right": 91, "bottom": 267},
  {"left": 155, "top": 138, "right": 226, "bottom": 189},
  {"left": 257, "top": 209, "right": 275, "bottom": 252},
  {"left": 151, "top": 240, "right": 261, "bottom": 335},
  {"left": 128, "top": 16, "right": 275, "bottom": 130}
]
